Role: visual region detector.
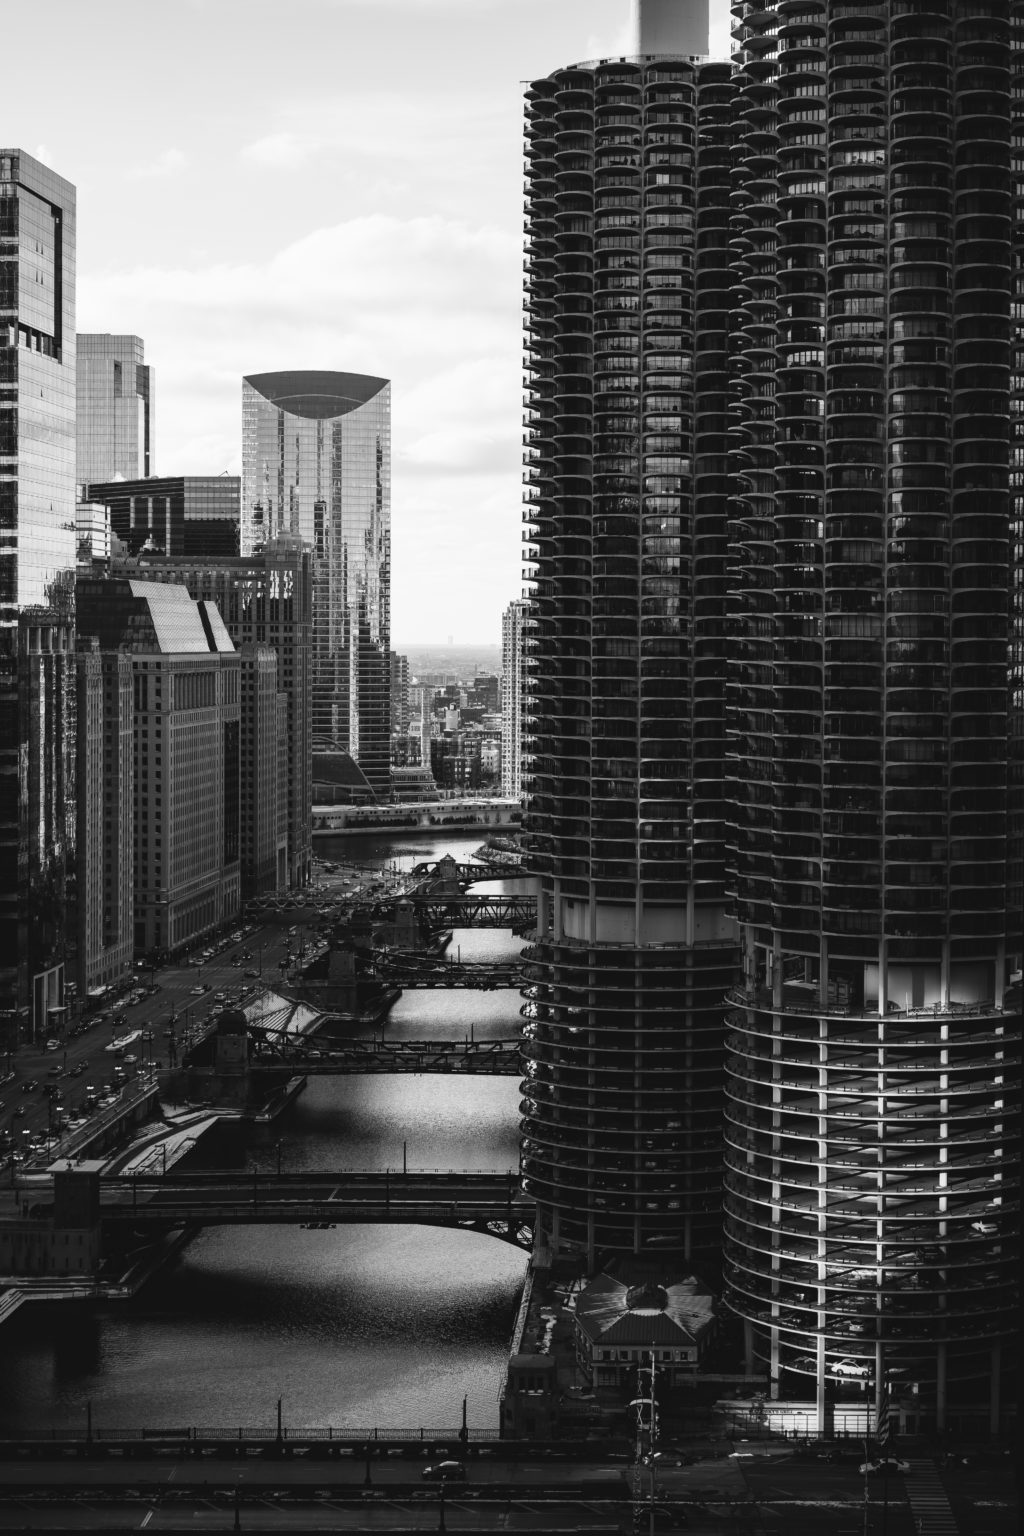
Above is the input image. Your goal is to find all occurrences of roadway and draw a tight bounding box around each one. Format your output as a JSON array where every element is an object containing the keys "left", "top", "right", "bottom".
[
  {"left": 250, "top": 1040, "right": 521, "bottom": 1074},
  {"left": 0, "top": 1446, "right": 1013, "bottom": 1534},
  {"left": 0, "top": 911, "right": 331, "bottom": 1181},
  {"left": 81, "top": 1170, "right": 531, "bottom": 1246}
]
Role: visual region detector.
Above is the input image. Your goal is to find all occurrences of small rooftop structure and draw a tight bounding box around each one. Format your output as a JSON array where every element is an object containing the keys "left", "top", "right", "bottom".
[{"left": 573, "top": 1266, "right": 716, "bottom": 1389}]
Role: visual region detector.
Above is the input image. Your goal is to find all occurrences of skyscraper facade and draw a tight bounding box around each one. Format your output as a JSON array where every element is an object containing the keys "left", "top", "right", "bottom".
[
  {"left": 76, "top": 579, "right": 241, "bottom": 955},
  {"left": 74, "top": 642, "right": 133, "bottom": 997},
  {"left": 241, "top": 370, "right": 391, "bottom": 798},
  {"left": 720, "top": 0, "right": 1022, "bottom": 1431},
  {"left": 85, "top": 475, "right": 239, "bottom": 558},
  {"left": 0, "top": 150, "right": 77, "bottom": 1041},
  {"left": 390, "top": 651, "right": 410, "bottom": 737},
  {"left": 521, "top": 4, "right": 739, "bottom": 1267},
  {"left": 135, "top": 540, "right": 313, "bottom": 889},
  {"left": 76, "top": 333, "right": 154, "bottom": 485},
  {"left": 501, "top": 598, "right": 531, "bottom": 799}
]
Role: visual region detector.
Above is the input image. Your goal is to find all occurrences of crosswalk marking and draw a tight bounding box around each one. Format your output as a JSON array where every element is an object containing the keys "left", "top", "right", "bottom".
[{"left": 904, "top": 1459, "right": 959, "bottom": 1534}]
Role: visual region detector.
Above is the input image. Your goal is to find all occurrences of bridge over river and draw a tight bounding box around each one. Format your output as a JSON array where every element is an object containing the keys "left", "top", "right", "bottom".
[
  {"left": 410, "top": 893, "right": 536, "bottom": 932},
  {"left": 250, "top": 1038, "right": 521, "bottom": 1074},
  {"left": 85, "top": 1169, "right": 533, "bottom": 1248},
  {"left": 362, "top": 955, "right": 522, "bottom": 988}
]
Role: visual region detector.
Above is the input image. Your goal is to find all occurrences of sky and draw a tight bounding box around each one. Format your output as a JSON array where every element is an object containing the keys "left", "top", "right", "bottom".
[{"left": 4, "top": 0, "right": 732, "bottom": 645}]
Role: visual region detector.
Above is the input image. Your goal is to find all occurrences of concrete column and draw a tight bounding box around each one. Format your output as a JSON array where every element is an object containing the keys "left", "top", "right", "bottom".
[
  {"left": 935, "top": 1343, "right": 947, "bottom": 1433},
  {"left": 994, "top": 941, "right": 1005, "bottom": 1007},
  {"left": 989, "top": 1343, "right": 1001, "bottom": 1436},
  {"left": 743, "top": 1319, "right": 756, "bottom": 1376},
  {"left": 815, "top": 1339, "right": 827, "bottom": 1436}
]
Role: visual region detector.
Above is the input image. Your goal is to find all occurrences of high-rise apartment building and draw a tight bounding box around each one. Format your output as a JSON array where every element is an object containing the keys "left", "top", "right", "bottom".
[
  {"left": 135, "top": 539, "right": 313, "bottom": 889},
  {"left": 523, "top": 0, "right": 1020, "bottom": 1431},
  {"left": 0, "top": 150, "right": 77, "bottom": 1042},
  {"left": 521, "top": 3, "right": 739, "bottom": 1267},
  {"left": 241, "top": 370, "right": 391, "bottom": 798},
  {"left": 238, "top": 643, "right": 287, "bottom": 895},
  {"left": 390, "top": 651, "right": 410, "bottom": 737},
  {"left": 85, "top": 475, "right": 239, "bottom": 558},
  {"left": 76, "top": 334, "right": 153, "bottom": 485},
  {"left": 76, "top": 579, "right": 241, "bottom": 954},
  {"left": 501, "top": 599, "right": 531, "bottom": 800},
  {"left": 74, "top": 641, "right": 133, "bottom": 997},
  {"left": 720, "top": 0, "right": 1022, "bottom": 1433}
]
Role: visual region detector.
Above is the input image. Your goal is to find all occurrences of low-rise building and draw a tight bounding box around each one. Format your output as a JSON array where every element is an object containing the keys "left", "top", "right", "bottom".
[{"left": 573, "top": 1271, "right": 716, "bottom": 1391}]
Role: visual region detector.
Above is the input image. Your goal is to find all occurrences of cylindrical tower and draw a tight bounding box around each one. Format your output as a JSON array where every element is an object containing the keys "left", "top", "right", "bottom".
[
  {"left": 723, "top": 0, "right": 1022, "bottom": 1434},
  {"left": 522, "top": 42, "right": 738, "bottom": 1267}
]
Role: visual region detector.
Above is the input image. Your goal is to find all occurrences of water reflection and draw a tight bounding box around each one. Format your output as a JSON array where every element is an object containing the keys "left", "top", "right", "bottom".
[{"left": 0, "top": 830, "right": 531, "bottom": 1433}]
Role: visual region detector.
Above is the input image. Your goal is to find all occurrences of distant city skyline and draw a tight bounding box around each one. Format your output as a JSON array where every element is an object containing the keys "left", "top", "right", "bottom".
[{"left": 1, "top": 0, "right": 733, "bottom": 642}]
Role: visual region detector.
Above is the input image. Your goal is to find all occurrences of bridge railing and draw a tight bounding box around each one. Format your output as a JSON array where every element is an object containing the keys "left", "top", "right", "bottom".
[
  {"left": 101, "top": 1167, "right": 522, "bottom": 1184},
  {"left": 2, "top": 1426, "right": 604, "bottom": 1448}
]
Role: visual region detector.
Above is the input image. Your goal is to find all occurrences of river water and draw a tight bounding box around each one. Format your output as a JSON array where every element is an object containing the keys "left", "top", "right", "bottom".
[{"left": 0, "top": 831, "right": 531, "bottom": 1435}]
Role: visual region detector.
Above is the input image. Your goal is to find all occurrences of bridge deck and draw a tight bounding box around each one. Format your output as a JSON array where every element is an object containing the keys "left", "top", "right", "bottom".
[
  {"left": 251, "top": 1038, "right": 521, "bottom": 1073},
  {"left": 89, "top": 1170, "right": 532, "bottom": 1246}
]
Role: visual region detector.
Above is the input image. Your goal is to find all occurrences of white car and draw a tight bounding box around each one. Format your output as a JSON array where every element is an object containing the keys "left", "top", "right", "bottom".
[
  {"left": 830, "top": 1359, "right": 870, "bottom": 1377},
  {"left": 859, "top": 1458, "right": 909, "bottom": 1475}
]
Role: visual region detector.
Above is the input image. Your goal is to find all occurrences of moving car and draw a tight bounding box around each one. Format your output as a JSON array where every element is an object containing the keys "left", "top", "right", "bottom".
[
  {"left": 421, "top": 1461, "right": 467, "bottom": 1482},
  {"left": 859, "top": 1458, "right": 910, "bottom": 1475}
]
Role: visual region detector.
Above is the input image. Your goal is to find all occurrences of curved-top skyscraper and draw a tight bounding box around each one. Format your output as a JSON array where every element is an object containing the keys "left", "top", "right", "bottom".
[
  {"left": 241, "top": 370, "right": 391, "bottom": 798},
  {"left": 521, "top": 2, "right": 739, "bottom": 1268}
]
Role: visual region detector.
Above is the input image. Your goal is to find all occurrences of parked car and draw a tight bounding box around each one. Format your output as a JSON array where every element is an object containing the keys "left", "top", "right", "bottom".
[{"left": 830, "top": 1359, "right": 870, "bottom": 1377}]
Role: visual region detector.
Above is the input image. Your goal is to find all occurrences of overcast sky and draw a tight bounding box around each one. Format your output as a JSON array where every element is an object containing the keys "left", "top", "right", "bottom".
[{"left": 6, "top": 0, "right": 732, "bottom": 645}]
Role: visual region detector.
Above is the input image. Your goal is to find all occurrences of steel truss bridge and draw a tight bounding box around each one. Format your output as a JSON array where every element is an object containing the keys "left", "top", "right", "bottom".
[
  {"left": 90, "top": 1170, "right": 533, "bottom": 1248},
  {"left": 409, "top": 861, "right": 498, "bottom": 884},
  {"left": 364, "top": 954, "right": 522, "bottom": 988},
  {"left": 250, "top": 1037, "right": 521, "bottom": 1074},
  {"left": 409, "top": 894, "right": 536, "bottom": 931}
]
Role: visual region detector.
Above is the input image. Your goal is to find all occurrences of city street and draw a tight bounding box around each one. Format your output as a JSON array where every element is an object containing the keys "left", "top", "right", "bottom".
[
  {"left": 0, "top": 1447, "right": 1014, "bottom": 1534},
  {"left": 0, "top": 895, "right": 342, "bottom": 1203}
]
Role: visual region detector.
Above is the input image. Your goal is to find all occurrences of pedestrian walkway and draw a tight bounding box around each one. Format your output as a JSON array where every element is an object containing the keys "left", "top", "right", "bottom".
[{"left": 904, "top": 1459, "right": 959, "bottom": 1534}]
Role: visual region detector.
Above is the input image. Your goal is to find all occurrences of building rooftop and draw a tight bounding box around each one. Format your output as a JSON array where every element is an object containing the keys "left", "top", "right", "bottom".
[
  {"left": 574, "top": 1269, "right": 715, "bottom": 1347},
  {"left": 243, "top": 370, "right": 389, "bottom": 420}
]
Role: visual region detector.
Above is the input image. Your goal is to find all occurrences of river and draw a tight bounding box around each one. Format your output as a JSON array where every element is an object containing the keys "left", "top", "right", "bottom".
[{"left": 0, "top": 831, "right": 530, "bottom": 1435}]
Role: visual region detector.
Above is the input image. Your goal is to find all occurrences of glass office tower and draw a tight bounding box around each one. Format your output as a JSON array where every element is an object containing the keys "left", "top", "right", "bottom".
[
  {"left": 76, "top": 334, "right": 153, "bottom": 485},
  {"left": 721, "top": 0, "right": 1022, "bottom": 1433},
  {"left": 241, "top": 370, "right": 391, "bottom": 799},
  {"left": 0, "top": 150, "right": 77, "bottom": 1042},
  {"left": 521, "top": 4, "right": 740, "bottom": 1267}
]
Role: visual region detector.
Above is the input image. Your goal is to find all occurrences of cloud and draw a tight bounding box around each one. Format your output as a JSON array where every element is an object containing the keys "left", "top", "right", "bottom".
[
  {"left": 127, "top": 147, "right": 187, "bottom": 180},
  {"left": 78, "top": 211, "right": 524, "bottom": 639},
  {"left": 240, "top": 132, "right": 317, "bottom": 168}
]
